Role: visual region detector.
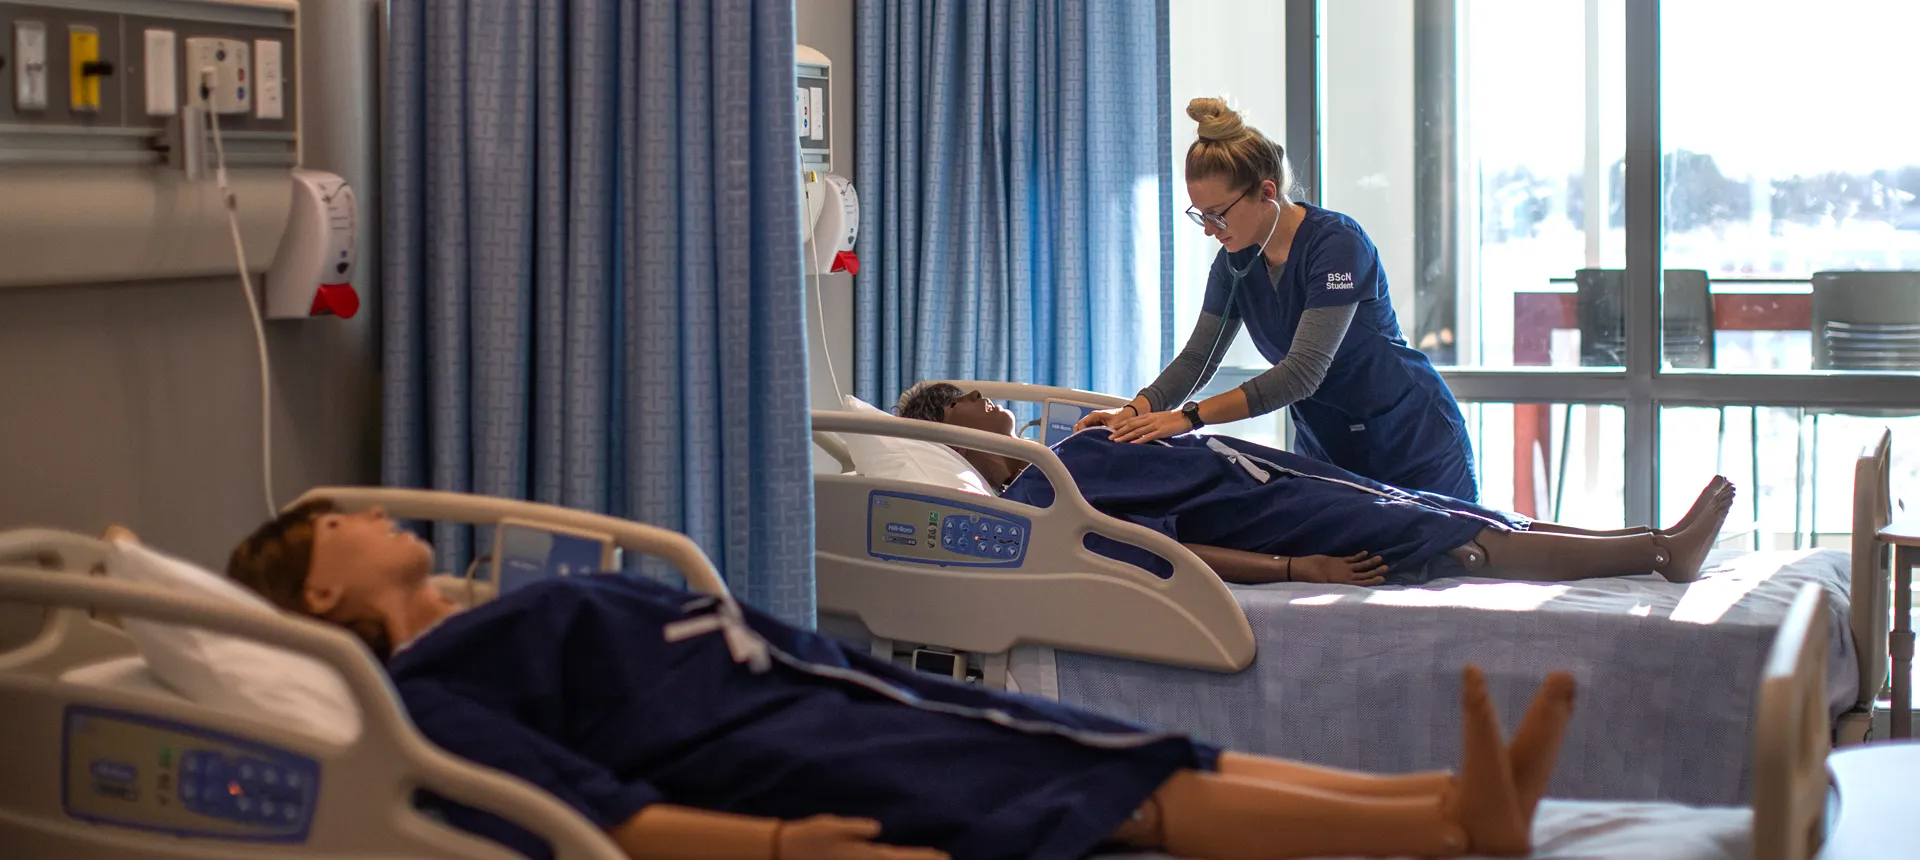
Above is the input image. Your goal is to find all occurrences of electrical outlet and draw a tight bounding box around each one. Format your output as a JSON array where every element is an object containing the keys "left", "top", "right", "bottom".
[
  {"left": 253, "top": 39, "right": 282, "bottom": 120},
  {"left": 145, "top": 29, "right": 177, "bottom": 116},
  {"left": 12, "top": 21, "right": 47, "bottom": 111},
  {"left": 183, "top": 36, "right": 250, "bottom": 115}
]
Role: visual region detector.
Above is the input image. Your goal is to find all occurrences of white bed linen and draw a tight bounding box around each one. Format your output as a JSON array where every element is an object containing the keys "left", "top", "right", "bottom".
[{"left": 1097, "top": 799, "right": 1751, "bottom": 860}]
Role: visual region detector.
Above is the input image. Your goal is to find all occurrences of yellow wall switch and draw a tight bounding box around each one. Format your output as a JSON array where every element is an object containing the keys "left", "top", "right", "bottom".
[{"left": 69, "top": 25, "right": 100, "bottom": 112}]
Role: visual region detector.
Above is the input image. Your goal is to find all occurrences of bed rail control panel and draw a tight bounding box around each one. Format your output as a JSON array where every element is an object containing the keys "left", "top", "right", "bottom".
[
  {"left": 62, "top": 705, "right": 320, "bottom": 843},
  {"left": 867, "top": 490, "right": 1031, "bottom": 568}
]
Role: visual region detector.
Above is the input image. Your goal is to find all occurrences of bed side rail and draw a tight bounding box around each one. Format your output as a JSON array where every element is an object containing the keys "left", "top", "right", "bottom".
[
  {"left": 292, "top": 487, "right": 728, "bottom": 598},
  {"left": 1751, "top": 582, "right": 1832, "bottom": 860},
  {"left": 0, "top": 531, "right": 132, "bottom": 676},
  {"left": 1848, "top": 427, "right": 1892, "bottom": 712},
  {"left": 0, "top": 568, "right": 627, "bottom": 860},
  {"left": 809, "top": 411, "right": 1255, "bottom": 672},
  {"left": 931, "top": 380, "right": 1131, "bottom": 410}
]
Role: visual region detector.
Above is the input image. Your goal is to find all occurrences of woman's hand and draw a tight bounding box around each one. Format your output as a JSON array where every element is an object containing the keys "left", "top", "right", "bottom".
[
  {"left": 777, "top": 816, "right": 948, "bottom": 860},
  {"left": 1291, "top": 552, "right": 1389, "bottom": 586},
  {"left": 1108, "top": 410, "right": 1194, "bottom": 444},
  {"left": 1074, "top": 405, "right": 1134, "bottom": 433}
]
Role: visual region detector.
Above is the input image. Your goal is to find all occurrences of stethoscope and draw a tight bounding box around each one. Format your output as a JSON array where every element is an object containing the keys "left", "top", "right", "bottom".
[{"left": 1178, "top": 198, "right": 1285, "bottom": 406}]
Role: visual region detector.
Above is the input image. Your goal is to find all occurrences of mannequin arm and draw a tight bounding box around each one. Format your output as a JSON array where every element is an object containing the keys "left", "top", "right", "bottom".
[
  {"left": 609, "top": 806, "right": 946, "bottom": 860},
  {"left": 1184, "top": 544, "right": 1291, "bottom": 583},
  {"left": 608, "top": 805, "right": 779, "bottom": 860},
  {"left": 1185, "top": 544, "right": 1389, "bottom": 586}
]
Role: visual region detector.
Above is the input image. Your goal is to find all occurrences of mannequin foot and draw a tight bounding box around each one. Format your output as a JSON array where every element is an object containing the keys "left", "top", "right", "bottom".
[
  {"left": 1450, "top": 666, "right": 1529, "bottom": 855},
  {"left": 1653, "top": 487, "right": 1734, "bottom": 583},
  {"left": 1658, "top": 476, "right": 1735, "bottom": 537},
  {"left": 1506, "top": 672, "right": 1577, "bottom": 821}
]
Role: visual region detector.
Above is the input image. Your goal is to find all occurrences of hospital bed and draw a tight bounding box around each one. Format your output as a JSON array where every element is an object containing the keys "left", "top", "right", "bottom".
[
  {"left": 810, "top": 382, "right": 1903, "bottom": 806},
  {"left": 0, "top": 493, "right": 1863, "bottom": 859}
]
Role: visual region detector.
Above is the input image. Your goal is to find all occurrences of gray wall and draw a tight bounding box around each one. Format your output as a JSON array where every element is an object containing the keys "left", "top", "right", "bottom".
[
  {"left": 797, "top": 0, "right": 858, "bottom": 468},
  {"left": 0, "top": 0, "right": 382, "bottom": 570}
]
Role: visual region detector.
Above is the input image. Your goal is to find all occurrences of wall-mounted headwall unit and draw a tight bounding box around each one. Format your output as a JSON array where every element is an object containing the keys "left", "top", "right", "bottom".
[
  {"left": 796, "top": 44, "right": 831, "bottom": 175},
  {"left": 0, "top": 0, "right": 300, "bottom": 290}
]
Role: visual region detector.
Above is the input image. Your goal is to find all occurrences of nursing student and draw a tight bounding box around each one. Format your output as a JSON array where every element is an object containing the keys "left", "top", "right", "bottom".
[{"left": 1080, "top": 98, "right": 1480, "bottom": 500}]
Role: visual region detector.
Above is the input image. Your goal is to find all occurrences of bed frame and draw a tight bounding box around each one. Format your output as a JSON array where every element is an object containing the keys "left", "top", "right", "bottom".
[
  {"left": 0, "top": 493, "right": 1848, "bottom": 859},
  {"left": 0, "top": 486, "right": 735, "bottom": 860},
  {"left": 812, "top": 405, "right": 1255, "bottom": 678},
  {"left": 813, "top": 381, "right": 1900, "bottom": 741}
]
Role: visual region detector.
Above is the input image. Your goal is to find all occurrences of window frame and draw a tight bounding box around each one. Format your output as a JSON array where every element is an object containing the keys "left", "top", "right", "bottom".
[{"left": 1274, "top": 0, "right": 1920, "bottom": 526}]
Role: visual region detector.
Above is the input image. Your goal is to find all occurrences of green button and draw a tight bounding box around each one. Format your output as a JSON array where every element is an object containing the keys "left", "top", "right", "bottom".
[{"left": 158, "top": 747, "right": 172, "bottom": 767}]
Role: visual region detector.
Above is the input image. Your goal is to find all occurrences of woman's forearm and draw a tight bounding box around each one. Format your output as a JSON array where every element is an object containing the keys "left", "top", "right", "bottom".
[
  {"left": 610, "top": 804, "right": 779, "bottom": 860},
  {"left": 1139, "top": 312, "right": 1240, "bottom": 412},
  {"left": 1196, "top": 389, "right": 1252, "bottom": 426},
  {"left": 1183, "top": 543, "right": 1291, "bottom": 584}
]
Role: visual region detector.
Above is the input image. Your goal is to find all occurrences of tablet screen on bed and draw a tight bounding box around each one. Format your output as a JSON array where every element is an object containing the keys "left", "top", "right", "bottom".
[
  {"left": 491, "top": 520, "right": 620, "bottom": 596},
  {"left": 1043, "top": 399, "right": 1101, "bottom": 447}
]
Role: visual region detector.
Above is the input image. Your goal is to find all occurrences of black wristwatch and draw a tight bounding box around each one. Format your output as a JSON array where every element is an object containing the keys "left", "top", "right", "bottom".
[{"left": 1180, "top": 401, "right": 1206, "bottom": 430}]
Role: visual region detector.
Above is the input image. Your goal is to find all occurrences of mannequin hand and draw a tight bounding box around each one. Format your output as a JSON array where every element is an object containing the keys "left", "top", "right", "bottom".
[
  {"left": 1292, "top": 552, "right": 1389, "bottom": 586},
  {"left": 1109, "top": 410, "right": 1193, "bottom": 444},
  {"left": 776, "top": 816, "right": 948, "bottom": 860},
  {"left": 1074, "top": 406, "right": 1130, "bottom": 432},
  {"left": 103, "top": 524, "right": 140, "bottom": 545}
]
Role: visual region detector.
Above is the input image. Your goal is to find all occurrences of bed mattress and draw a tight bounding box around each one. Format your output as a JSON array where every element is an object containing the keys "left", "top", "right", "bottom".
[
  {"left": 1096, "top": 799, "right": 1751, "bottom": 860},
  {"left": 1040, "top": 548, "right": 1856, "bottom": 806}
]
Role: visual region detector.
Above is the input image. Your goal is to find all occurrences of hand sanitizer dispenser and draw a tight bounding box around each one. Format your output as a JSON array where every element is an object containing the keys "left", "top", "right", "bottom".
[{"left": 265, "top": 169, "right": 360, "bottom": 319}]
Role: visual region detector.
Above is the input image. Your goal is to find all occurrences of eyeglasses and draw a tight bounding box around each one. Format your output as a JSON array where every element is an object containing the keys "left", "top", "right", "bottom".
[{"left": 1185, "top": 187, "right": 1252, "bottom": 230}]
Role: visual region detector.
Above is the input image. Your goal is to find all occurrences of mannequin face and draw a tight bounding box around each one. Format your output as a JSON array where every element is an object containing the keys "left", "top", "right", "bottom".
[
  {"left": 1186, "top": 176, "right": 1279, "bottom": 253},
  {"left": 301, "top": 507, "right": 434, "bottom": 618},
  {"left": 939, "top": 389, "right": 1017, "bottom": 437}
]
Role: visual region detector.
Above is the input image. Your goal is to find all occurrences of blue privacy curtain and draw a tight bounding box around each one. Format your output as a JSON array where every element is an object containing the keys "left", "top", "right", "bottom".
[
  {"left": 853, "top": 0, "right": 1174, "bottom": 409},
  {"left": 383, "top": 0, "right": 817, "bottom": 625}
]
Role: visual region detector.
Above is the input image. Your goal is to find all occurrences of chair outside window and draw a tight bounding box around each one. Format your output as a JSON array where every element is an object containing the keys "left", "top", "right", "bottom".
[
  {"left": 1802, "top": 271, "right": 1920, "bottom": 547},
  {"left": 1568, "top": 269, "right": 1729, "bottom": 527}
]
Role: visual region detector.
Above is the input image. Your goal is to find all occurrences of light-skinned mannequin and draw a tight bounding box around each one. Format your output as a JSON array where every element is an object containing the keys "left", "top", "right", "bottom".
[{"left": 105, "top": 513, "right": 1579, "bottom": 860}]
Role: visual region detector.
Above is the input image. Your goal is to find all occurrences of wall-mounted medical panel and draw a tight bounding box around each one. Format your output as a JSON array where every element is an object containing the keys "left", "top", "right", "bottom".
[
  {"left": 0, "top": 0, "right": 300, "bottom": 290},
  {"left": 0, "top": 0, "right": 298, "bottom": 159},
  {"left": 796, "top": 43, "right": 831, "bottom": 175}
]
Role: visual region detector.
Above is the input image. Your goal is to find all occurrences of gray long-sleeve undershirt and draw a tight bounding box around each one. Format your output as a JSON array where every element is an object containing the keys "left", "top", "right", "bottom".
[{"left": 1138, "top": 301, "right": 1358, "bottom": 417}]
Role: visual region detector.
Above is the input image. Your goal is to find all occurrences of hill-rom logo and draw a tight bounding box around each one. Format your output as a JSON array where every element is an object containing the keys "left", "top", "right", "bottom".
[{"left": 1326, "top": 272, "right": 1355, "bottom": 289}]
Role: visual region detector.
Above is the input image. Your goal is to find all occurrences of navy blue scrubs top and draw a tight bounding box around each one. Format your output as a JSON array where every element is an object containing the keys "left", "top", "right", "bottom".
[{"left": 1206, "top": 203, "right": 1479, "bottom": 500}]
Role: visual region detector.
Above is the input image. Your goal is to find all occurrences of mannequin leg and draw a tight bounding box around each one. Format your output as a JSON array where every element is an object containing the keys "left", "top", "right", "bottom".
[
  {"left": 1216, "top": 753, "right": 1450, "bottom": 797},
  {"left": 1454, "top": 485, "right": 1732, "bottom": 584},
  {"left": 1525, "top": 476, "right": 1731, "bottom": 538},
  {"left": 1219, "top": 668, "right": 1577, "bottom": 807},
  {"left": 1115, "top": 668, "right": 1568, "bottom": 859},
  {"left": 1508, "top": 672, "right": 1578, "bottom": 821},
  {"left": 1142, "top": 773, "right": 1464, "bottom": 859},
  {"left": 1524, "top": 522, "right": 1650, "bottom": 537}
]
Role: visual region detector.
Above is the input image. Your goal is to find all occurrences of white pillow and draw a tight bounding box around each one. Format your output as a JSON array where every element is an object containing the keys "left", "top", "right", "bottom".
[
  {"left": 841, "top": 395, "right": 994, "bottom": 495},
  {"left": 61, "top": 655, "right": 183, "bottom": 702},
  {"left": 103, "top": 539, "right": 362, "bottom": 745}
]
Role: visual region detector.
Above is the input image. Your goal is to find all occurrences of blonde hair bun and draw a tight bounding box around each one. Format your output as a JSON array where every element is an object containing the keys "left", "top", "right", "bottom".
[{"left": 1187, "top": 97, "right": 1247, "bottom": 142}]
